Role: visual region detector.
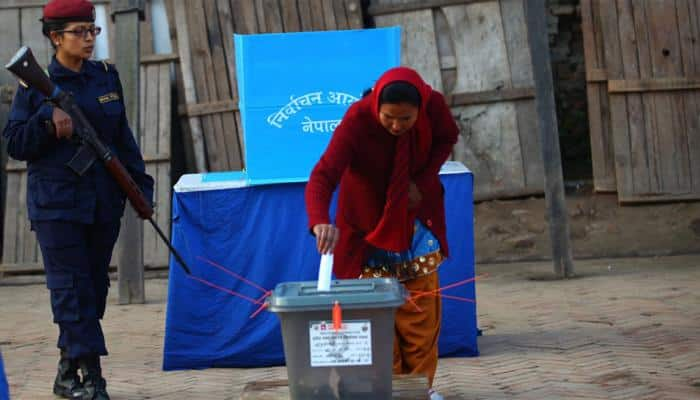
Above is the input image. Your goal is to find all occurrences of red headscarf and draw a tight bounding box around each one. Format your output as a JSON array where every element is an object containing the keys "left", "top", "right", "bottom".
[{"left": 364, "top": 67, "right": 434, "bottom": 252}]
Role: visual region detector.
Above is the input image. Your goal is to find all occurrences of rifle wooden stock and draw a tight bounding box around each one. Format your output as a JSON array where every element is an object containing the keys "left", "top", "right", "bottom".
[
  {"left": 104, "top": 156, "right": 153, "bottom": 219},
  {"left": 5, "top": 46, "right": 55, "bottom": 97}
]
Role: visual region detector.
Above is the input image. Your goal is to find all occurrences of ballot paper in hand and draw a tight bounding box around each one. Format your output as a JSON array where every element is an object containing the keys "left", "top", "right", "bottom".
[{"left": 317, "top": 254, "right": 333, "bottom": 291}]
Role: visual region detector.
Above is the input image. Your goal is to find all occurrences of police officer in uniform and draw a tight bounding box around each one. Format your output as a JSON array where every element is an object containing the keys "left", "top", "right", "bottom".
[{"left": 2, "top": 0, "right": 153, "bottom": 398}]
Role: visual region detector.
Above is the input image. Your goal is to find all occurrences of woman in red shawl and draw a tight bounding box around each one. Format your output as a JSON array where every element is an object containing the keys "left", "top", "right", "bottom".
[{"left": 305, "top": 67, "right": 458, "bottom": 399}]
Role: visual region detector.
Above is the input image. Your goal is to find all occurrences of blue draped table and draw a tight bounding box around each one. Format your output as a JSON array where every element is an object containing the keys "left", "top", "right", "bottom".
[
  {"left": 0, "top": 352, "right": 9, "bottom": 400},
  {"left": 163, "top": 162, "right": 478, "bottom": 370}
]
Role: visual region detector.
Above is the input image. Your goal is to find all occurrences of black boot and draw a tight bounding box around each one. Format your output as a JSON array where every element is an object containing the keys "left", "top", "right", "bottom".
[
  {"left": 78, "top": 356, "right": 110, "bottom": 400},
  {"left": 53, "top": 350, "right": 84, "bottom": 399}
]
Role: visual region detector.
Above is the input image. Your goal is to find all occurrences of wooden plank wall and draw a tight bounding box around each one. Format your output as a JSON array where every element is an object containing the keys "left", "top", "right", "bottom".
[
  {"left": 0, "top": 6, "right": 21, "bottom": 265},
  {"left": 173, "top": 0, "right": 363, "bottom": 173},
  {"left": 370, "top": 0, "right": 544, "bottom": 201},
  {"left": 137, "top": 56, "right": 174, "bottom": 269},
  {"left": 1, "top": 0, "right": 175, "bottom": 276},
  {"left": 0, "top": 1, "right": 63, "bottom": 275},
  {"left": 583, "top": 0, "right": 700, "bottom": 203},
  {"left": 125, "top": 1, "right": 176, "bottom": 270},
  {"left": 580, "top": 0, "right": 616, "bottom": 192}
]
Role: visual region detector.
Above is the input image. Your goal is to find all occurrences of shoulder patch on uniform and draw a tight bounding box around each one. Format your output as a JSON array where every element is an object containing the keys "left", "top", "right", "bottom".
[
  {"left": 100, "top": 60, "right": 118, "bottom": 73},
  {"left": 98, "top": 92, "right": 120, "bottom": 103}
]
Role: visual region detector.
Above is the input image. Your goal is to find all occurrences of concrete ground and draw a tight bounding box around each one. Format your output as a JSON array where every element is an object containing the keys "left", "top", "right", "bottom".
[{"left": 1, "top": 254, "right": 699, "bottom": 399}]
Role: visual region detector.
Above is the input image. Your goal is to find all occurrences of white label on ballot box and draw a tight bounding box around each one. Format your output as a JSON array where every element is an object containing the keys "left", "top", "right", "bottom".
[{"left": 309, "top": 320, "right": 372, "bottom": 367}]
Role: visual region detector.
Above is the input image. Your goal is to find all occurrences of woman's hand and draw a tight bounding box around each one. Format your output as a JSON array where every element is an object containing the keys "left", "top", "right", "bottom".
[
  {"left": 409, "top": 181, "right": 422, "bottom": 209},
  {"left": 313, "top": 224, "right": 339, "bottom": 254},
  {"left": 51, "top": 108, "right": 73, "bottom": 139}
]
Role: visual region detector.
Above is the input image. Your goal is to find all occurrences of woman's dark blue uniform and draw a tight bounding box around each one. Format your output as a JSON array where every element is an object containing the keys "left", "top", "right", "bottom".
[{"left": 3, "top": 57, "right": 153, "bottom": 397}]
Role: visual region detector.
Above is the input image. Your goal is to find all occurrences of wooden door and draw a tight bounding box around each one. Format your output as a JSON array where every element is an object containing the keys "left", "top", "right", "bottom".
[
  {"left": 581, "top": 0, "right": 617, "bottom": 192},
  {"left": 585, "top": 0, "right": 700, "bottom": 203}
]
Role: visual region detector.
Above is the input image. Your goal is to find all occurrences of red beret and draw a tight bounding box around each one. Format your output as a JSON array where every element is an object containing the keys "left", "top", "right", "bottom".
[{"left": 42, "top": 0, "right": 95, "bottom": 21}]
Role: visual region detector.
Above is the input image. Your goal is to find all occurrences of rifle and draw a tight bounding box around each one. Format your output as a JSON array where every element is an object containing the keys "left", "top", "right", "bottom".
[{"left": 6, "top": 46, "right": 191, "bottom": 275}]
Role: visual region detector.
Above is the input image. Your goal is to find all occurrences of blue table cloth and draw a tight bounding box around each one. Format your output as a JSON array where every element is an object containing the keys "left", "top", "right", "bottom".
[
  {"left": 0, "top": 352, "right": 9, "bottom": 400},
  {"left": 163, "top": 162, "right": 478, "bottom": 370}
]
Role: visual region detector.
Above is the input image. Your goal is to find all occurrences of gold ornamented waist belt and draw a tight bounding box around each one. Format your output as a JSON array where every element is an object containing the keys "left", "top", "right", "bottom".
[{"left": 360, "top": 250, "right": 444, "bottom": 282}]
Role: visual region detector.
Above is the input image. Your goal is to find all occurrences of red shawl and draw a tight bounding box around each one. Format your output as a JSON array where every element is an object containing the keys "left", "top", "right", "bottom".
[
  {"left": 305, "top": 67, "right": 459, "bottom": 278},
  {"left": 364, "top": 67, "right": 434, "bottom": 251}
]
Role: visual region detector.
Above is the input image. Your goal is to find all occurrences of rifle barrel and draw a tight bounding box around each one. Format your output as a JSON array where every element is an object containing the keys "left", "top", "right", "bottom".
[{"left": 148, "top": 218, "right": 191, "bottom": 275}]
